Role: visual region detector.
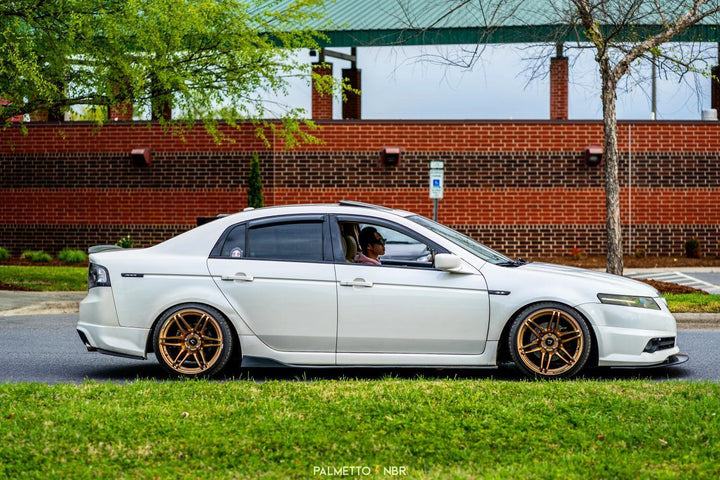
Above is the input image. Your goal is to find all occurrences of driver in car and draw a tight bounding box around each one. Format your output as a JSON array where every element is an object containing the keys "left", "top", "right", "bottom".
[{"left": 355, "top": 226, "right": 385, "bottom": 265}]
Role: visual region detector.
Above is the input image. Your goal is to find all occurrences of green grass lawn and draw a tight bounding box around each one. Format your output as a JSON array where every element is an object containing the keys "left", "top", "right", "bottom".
[
  {"left": 0, "top": 266, "right": 87, "bottom": 291},
  {"left": 665, "top": 293, "right": 720, "bottom": 313},
  {"left": 0, "top": 380, "right": 718, "bottom": 478}
]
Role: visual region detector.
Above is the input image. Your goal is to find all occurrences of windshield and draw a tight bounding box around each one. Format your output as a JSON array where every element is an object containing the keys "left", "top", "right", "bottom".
[{"left": 408, "top": 215, "right": 513, "bottom": 265}]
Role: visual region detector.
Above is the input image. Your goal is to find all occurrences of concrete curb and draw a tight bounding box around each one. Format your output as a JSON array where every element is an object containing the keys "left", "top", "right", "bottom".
[
  {"left": 673, "top": 313, "right": 720, "bottom": 330},
  {"left": 0, "top": 291, "right": 85, "bottom": 317}
]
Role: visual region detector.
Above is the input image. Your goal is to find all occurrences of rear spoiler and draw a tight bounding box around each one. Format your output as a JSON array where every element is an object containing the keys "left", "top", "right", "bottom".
[{"left": 88, "top": 245, "right": 123, "bottom": 254}]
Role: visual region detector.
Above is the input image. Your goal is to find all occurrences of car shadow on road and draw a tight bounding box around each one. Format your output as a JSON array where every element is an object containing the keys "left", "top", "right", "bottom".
[{"left": 78, "top": 358, "right": 693, "bottom": 383}]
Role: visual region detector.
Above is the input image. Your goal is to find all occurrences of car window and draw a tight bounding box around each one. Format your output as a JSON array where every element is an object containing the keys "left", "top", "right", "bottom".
[
  {"left": 408, "top": 214, "right": 512, "bottom": 264},
  {"left": 220, "top": 224, "right": 246, "bottom": 258},
  {"left": 340, "top": 221, "right": 433, "bottom": 266},
  {"left": 370, "top": 225, "right": 432, "bottom": 262},
  {"left": 247, "top": 221, "right": 324, "bottom": 262}
]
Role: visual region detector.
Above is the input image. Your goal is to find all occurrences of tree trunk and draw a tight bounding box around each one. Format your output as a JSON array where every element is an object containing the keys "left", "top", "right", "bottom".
[{"left": 600, "top": 66, "right": 624, "bottom": 276}]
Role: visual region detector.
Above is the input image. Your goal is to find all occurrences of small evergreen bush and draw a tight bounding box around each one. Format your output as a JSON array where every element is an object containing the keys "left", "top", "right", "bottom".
[
  {"left": 247, "top": 153, "right": 264, "bottom": 208},
  {"left": 685, "top": 237, "right": 701, "bottom": 258},
  {"left": 21, "top": 250, "right": 53, "bottom": 263},
  {"left": 0, "top": 247, "right": 9, "bottom": 261},
  {"left": 58, "top": 249, "right": 88, "bottom": 264}
]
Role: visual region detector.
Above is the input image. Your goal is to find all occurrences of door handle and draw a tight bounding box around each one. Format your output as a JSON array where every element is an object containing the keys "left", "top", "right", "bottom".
[
  {"left": 221, "top": 273, "right": 254, "bottom": 282},
  {"left": 340, "top": 279, "right": 373, "bottom": 288}
]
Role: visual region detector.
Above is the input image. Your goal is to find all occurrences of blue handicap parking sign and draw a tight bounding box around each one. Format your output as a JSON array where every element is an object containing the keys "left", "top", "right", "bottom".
[{"left": 432, "top": 179, "right": 441, "bottom": 187}]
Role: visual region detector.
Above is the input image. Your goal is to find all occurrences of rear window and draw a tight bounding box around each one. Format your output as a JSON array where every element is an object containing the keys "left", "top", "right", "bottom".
[{"left": 247, "top": 222, "right": 323, "bottom": 262}]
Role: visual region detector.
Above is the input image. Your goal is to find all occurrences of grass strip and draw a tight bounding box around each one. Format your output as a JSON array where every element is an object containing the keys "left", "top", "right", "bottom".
[
  {"left": 1, "top": 380, "right": 718, "bottom": 479},
  {"left": 0, "top": 266, "right": 86, "bottom": 291},
  {"left": 665, "top": 293, "right": 720, "bottom": 313}
]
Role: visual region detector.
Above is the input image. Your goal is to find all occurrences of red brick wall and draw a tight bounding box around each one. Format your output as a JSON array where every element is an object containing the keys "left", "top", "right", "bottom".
[{"left": 1, "top": 120, "right": 719, "bottom": 258}]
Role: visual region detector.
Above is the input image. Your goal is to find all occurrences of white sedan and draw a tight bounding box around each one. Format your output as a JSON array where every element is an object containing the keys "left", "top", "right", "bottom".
[{"left": 77, "top": 201, "right": 687, "bottom": 379}]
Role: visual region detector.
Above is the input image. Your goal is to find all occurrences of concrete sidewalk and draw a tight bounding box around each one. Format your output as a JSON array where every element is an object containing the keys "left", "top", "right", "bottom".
[
  {"left": 0, "top": 289, "right": 717, "bottom": 329},
  {"left": 0, "top": 290, "right": 85, "bottom": 317}
]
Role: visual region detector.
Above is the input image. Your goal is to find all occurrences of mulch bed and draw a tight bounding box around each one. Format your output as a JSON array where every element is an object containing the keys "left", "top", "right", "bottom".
[
  {"left": 0, "top": 280, "right": 36, "bottom": 292},
  {"left": 635, "top": 279, "right": 707, "bottom": 295},
  {"left": 532, "top": 255, "right": 720, "bottom": 269}
]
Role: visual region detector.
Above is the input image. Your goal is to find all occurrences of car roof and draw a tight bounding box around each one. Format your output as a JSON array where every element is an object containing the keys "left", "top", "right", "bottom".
[
  {"left": 226, "top": 201, "right": 416, "bottom": 219},
  {"left": 146, "top": 202, "right": 418, "bottom": 255}
]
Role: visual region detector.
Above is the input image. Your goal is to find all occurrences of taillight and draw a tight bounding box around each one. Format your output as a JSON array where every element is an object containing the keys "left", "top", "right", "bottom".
[{"left": 88, "top": 263, "right": 111, "bottom": 289}]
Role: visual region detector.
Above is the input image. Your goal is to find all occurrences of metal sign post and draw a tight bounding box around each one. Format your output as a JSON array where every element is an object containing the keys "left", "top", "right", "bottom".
[{"left": 429, "top": 161, "right": 444, "bottom": 221}]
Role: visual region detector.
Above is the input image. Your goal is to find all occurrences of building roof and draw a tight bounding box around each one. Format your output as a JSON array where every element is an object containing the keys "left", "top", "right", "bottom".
[{"left": 276, "top": 0, "right": 720, "bottom": 47}]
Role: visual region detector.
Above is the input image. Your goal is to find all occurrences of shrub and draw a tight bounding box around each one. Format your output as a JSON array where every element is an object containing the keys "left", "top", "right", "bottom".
[
  {"left": 634, "top": 247, "right": 647, "bottom": 258},
  {"left": 116, "top": 235, "right": 134, "bottom": 248},
  {"left": 0, "top": 247, "right": 9, "bottom": 261},
  {"left": 568, "top": 247, "right": 587, "bottom": 260},
  {"left": 20, "top": 250, "right": 53, "bottom": 263},
  {"left": 247, "top": 153, "right": 264, "bottom": 208},
  {"left": 58, "top": 249, "right": 88, "bottom": 264},
  {"left": 685, "top": 237, "right": 701, "bottom": 258}
]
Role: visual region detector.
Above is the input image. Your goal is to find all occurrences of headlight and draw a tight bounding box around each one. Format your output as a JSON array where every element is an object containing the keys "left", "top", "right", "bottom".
[
  {"left": 598, "top": 293, "right": 660, "bottom": 310},
  {"left": 88, "top": 263, "right": 111, "bottom": 289}
]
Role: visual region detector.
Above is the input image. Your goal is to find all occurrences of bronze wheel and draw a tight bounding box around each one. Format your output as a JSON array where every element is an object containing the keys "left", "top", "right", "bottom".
[
  {"left": 153, "top": 304, "right": 234, "bottom": 377},
  {"left": 509, "top": 303, "right": 591, "bottom": 379}
]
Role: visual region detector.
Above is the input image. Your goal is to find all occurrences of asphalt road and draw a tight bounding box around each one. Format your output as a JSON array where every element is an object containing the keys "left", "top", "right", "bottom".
[{"left": 2, "top": 314, "right": 719, "bottom": 383}]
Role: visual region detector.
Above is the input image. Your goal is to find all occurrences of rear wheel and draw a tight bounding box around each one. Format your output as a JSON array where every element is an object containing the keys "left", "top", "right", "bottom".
[
  {"left": 509, "top": 303, "right": 591, "bottom": 379},
  {"left": 153, "top": 304, "right": 234, "bottom": 378}
]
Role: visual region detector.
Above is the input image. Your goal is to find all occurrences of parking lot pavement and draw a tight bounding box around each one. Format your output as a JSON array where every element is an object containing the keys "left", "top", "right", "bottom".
[{"left": 625, "top": 268, "right": 720, "bottom": 294}]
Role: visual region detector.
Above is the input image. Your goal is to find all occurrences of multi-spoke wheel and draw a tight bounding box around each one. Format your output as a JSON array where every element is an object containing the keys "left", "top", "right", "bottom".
[
  {"left": 509, "top": 303, "right": 591, "bottom": 379},
  {"left": 153, "top": 304, "right": 234, "bottom": 377}
]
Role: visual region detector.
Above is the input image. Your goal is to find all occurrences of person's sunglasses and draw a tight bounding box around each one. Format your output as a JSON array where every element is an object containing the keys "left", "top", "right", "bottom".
[{"left": 373, "top": 237, "right": 386, "bottom": 246}]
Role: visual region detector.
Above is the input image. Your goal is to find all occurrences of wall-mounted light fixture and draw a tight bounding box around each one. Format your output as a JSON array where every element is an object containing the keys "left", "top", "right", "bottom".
[
  {"left": 380, "top": 146, "right": 402, "bottom": 167},
  {"left": 131, "top": 147, "right": 152, "bottom": 166},
  {"left": 584, "top": 146, "right": 603, "bottom": 166}
]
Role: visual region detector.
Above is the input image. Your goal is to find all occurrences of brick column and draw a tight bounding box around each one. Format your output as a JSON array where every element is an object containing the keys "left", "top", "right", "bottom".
[
  {"left": 0, "top": 99, "right": 23, "bottom": 122},
  {"left": 109, "top": 102, "right": 133, "bottom": 121},
  {"left": 550, "top": 56, "right": 568, "bottom": 120},
  {"left": 312, "top": 62, "right": 333, "bottom": 119},
  {"left": 342, "top": 68, "right": 361, "bottom": 119},
  {"left": 151, "top": 99, "right": 172, "bottom": 121},
  {"left": 31, "top": 110, "right": 49, "bottom": 122}
]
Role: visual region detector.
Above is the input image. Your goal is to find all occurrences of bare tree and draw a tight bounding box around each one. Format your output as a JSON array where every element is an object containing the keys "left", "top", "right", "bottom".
[
  {"left": 396, "top": 0, "right": 720, "bottom": 275},
  {"left": 565, "top": 0, "right": 720, "bottom": 275}
]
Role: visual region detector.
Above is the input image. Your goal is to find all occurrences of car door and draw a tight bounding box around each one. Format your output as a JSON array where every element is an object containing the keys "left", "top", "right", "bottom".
[
  {"left": 333, "top": 216, "right": 490, "bottom": 357},
  {"left": 207, "top": 215, "right": 337, "bottom": 353}
]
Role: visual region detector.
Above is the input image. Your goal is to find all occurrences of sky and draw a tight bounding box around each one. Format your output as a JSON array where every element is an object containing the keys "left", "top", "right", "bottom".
[{"left": 278, "top": 44, "right": 715, "bottom": 121}]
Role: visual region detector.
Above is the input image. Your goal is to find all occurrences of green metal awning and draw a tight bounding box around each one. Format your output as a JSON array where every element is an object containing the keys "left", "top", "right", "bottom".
[{"left": 270, "top": 0, "right": 720, "bottom": 47}]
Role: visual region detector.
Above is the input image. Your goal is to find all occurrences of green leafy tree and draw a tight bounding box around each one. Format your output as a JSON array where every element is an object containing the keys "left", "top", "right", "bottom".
[
  {"left": 1, "top": 0, "right": 335, "bottom": 145},
  {"left": 247, "top": 153, "right": 264, "bottom": 208}
]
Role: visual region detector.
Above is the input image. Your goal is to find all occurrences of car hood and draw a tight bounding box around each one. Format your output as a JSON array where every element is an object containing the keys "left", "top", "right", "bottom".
[{"left": 514, "top": 262, "right": 660, "bottom": 297}]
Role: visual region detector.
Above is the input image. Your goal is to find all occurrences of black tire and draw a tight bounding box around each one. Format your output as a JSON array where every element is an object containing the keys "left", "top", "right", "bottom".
[
  {"left": 153, "top": 303, "right": 234, "bottom": 378},
  {"left": 508, "top": 302, "right": 591, "bottom": 379}
]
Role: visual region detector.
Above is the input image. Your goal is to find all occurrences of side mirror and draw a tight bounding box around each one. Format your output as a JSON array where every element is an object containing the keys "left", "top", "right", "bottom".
[{"left": 434, "top": 253, "right": 463, "bottom": 272}]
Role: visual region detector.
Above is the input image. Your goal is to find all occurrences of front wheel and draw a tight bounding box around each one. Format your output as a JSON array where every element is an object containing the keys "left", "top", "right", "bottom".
[
  {"left": 509, "top": 303, "right": 591, "bottom": 379},
  {"left": 153, "top": 304, "right": 234, "bottom": 378}
]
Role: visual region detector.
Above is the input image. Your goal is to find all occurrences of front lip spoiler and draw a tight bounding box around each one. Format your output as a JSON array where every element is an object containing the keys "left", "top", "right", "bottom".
[{"left": 612, "top": 353, "right": 689, "bottom": 369}]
